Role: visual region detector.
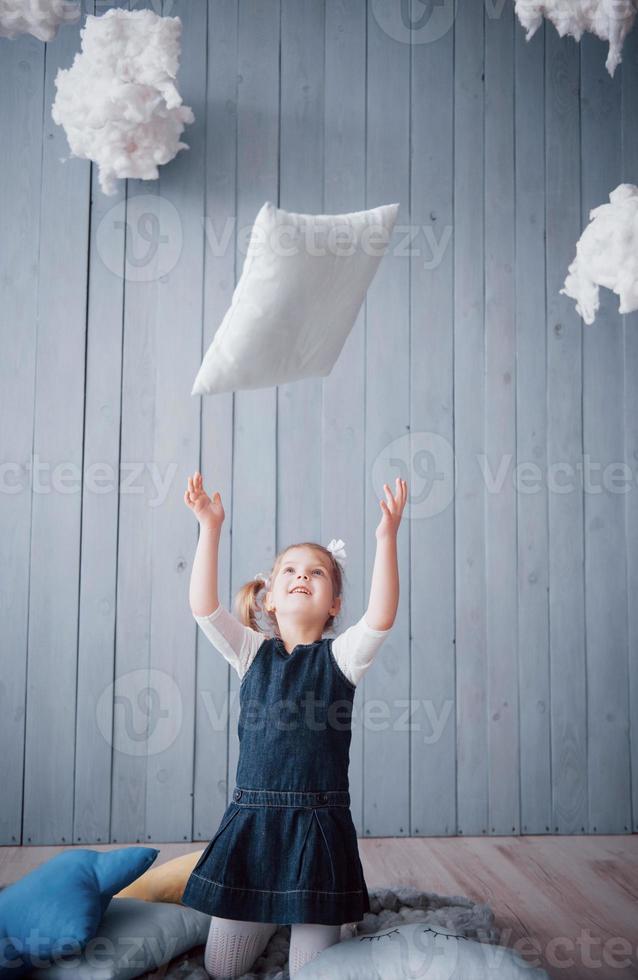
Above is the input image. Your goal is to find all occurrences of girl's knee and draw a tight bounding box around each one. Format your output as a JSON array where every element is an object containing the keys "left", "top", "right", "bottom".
[
  {"left": 204, "top": 917, "right": 277, "bottom": 979},
  {"left": 289, "top": 923, "right": 340, "bottom": 977}
]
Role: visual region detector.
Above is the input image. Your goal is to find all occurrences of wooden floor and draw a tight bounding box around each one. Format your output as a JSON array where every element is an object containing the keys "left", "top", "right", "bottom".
[{"left": 2, "top": 835, "right": 637, "bottom": 979}]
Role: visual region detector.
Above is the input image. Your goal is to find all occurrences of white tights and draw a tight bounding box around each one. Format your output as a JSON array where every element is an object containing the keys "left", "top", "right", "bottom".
[{"left": 203, "top": 915, "right": 341, "bottom": 978}]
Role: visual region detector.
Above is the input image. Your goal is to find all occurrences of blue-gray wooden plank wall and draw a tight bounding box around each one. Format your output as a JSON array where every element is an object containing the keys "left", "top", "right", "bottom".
[{"left": 0, "top": 0, "right": 636, "bottom": 845}]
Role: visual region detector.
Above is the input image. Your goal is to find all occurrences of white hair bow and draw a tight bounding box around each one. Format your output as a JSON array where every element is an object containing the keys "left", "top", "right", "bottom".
[{"left": 326, "top": 538, "right": 347, "bottom": 567}]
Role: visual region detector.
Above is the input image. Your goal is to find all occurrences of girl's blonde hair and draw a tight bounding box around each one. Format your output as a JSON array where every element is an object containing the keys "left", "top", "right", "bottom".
[{"left": 233, "top": 542, "right": 345, "bottom": 637}]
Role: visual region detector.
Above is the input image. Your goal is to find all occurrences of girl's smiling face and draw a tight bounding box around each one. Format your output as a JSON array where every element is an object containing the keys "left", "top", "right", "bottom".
[{"left": 265, "top": 546, "right": 341, "bottom": 626}]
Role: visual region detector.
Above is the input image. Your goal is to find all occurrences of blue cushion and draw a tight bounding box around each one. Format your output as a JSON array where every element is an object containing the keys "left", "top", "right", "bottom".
[{"left": 0, "top": 847, "right": 158, "bottom": 978}]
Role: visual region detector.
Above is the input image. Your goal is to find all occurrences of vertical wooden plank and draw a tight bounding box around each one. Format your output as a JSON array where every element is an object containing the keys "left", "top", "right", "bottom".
[
  {"left": 622, "top": 26, "right": 638, "bottom": 835},
  {"left": 581, "top": 35, "right": 631, "bottom": 834},
  {"left": 192, "top": 0, "right": 237, "bottom": 841},
  {"left": 0, "top": 35, "right": 45, "bottom": 845},
  {"left": 514, "top": 13, "right": 552, "bottom": 835},
  {"left": 545, "top": 29, "right": 588, "bottom": 836},
  {"left": 364, "top": 0, "right": 410, "bottom": 837},
  {"left": 409, "top": 2, "right": 455, "bottom": 836},
  {"left": 73, "top": 198, "right": 123, "bottom": 842},
  {"left": 111, "top": 0, "right": 163, "bottom": 847},
  {"left": 144, "top": 0, "right": 208, "bottom": 843},
  {"left": 22, "top": 21, "right": 91, "bottom": 844},
  {"left": 485, "top": 1, "right": 519, "bottom": 835},
  {"left": 227, "top": 0, "right": 280, "bottom": 794},
  {"left": 73, "top": 0, "right": 128, "bottom": 846},
  {"left": 323, "top": 0, "right": 367, "bottom": 836},
  {"left": 454, "top": 0, "right": 488, "bottom": 837},
  {"left": 277, "top": 0, "right": 324, "bottom": 549}
]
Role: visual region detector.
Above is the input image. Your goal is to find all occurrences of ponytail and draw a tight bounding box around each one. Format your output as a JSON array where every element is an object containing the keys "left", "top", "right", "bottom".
[{"left": 233, "top": 577, "right": 269, "bottom": 633}]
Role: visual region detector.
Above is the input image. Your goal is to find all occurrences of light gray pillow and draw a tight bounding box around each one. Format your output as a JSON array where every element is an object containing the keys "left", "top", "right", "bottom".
[
  {"left": 25, "top": 897, "right": 211, "bottom": 980},
  {"left": 296, "top": 922, "right": 551, "bottom": 979},
  {"left": 191, "top": 200, "right": 399, "bottom": 395}
]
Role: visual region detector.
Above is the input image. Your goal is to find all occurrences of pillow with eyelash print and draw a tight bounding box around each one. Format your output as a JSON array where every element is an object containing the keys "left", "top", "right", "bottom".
[
  {"left": 296, "top": 920, "right": 551, "bottom": 979},
  {"left": 191, "top": 200, "right": 399, "bottom": 395}
]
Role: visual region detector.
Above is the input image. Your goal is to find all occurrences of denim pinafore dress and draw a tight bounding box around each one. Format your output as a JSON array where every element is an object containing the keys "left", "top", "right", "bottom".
[{"left": 180, "top": 633, "right": 371, "bottom": 925}]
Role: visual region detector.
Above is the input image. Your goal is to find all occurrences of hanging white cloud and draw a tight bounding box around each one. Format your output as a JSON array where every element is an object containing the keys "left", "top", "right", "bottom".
[
  {"left": 51, "top": 7, "right": 194, "bottom": 196},
  {"left": 561, "top": 183, "right": 638, "bottom": 324},
  {"left": 0, "top": 0, "right": 80, "bottom": 41},
  {"left": 514, "top": 0, "right": 638, "bottom": 76}
]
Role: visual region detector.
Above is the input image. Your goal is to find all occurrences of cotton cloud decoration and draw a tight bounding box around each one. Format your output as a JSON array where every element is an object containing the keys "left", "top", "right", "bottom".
[
  {"left": 514, "top": 0, "right": 637, "bottom": 76},
  {"left": 561, "top": 183, "right": 638, "bottom": 325},
  {"left": 0, "top": 0, "right": 80, "bottom": 41},
  {"left": 51, "top": 8, "right": 194, "bottom": 196}
]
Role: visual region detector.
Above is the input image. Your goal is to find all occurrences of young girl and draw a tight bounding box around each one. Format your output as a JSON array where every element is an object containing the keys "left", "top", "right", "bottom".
[{"left": 180, "top": 470, "right": 406, "bottom": 979}]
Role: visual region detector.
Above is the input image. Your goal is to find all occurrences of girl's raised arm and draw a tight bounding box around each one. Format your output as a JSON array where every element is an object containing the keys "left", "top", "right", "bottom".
[
  {"left": 332, "top": 477, "right": 407, "bottom": 686},
  {"left": 366, "top": 477, "right": 407, "bottom": 630},
  {"left": 185, "top": 471, "right": 225, "bottom": 615},
  {"left": 185, "top": 471, "right": 264, "bottom": 678}
]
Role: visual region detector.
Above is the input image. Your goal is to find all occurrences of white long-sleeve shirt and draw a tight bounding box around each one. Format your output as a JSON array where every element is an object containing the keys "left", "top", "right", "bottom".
[{"left": 193, "top": 603, "right": 392, "bottom": 687}]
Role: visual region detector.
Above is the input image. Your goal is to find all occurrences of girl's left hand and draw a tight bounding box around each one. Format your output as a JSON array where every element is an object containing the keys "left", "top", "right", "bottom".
[{"left": 376, "top": 477, "right": 407, "bottom": 540}]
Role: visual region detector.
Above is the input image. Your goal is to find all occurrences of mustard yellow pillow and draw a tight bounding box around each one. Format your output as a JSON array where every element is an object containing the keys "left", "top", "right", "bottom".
[{"left": 114, "top": 848, "right": 204, "bottom": 904}]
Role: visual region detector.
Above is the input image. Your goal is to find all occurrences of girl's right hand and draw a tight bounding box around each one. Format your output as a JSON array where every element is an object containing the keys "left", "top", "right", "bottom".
[{"left": 184, "top": 471, "right": 225, "bottom": 530}]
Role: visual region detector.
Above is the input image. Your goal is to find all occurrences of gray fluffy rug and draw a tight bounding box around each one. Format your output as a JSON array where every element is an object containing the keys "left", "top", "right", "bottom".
[{"left": 149, "top": 886, "right": 500, "bottom": 979}]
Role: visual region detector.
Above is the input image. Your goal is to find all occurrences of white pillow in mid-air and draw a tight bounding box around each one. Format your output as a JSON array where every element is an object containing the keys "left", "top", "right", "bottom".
[{"left": 191, "top": 200, "right": 399, "bottom": 396}]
